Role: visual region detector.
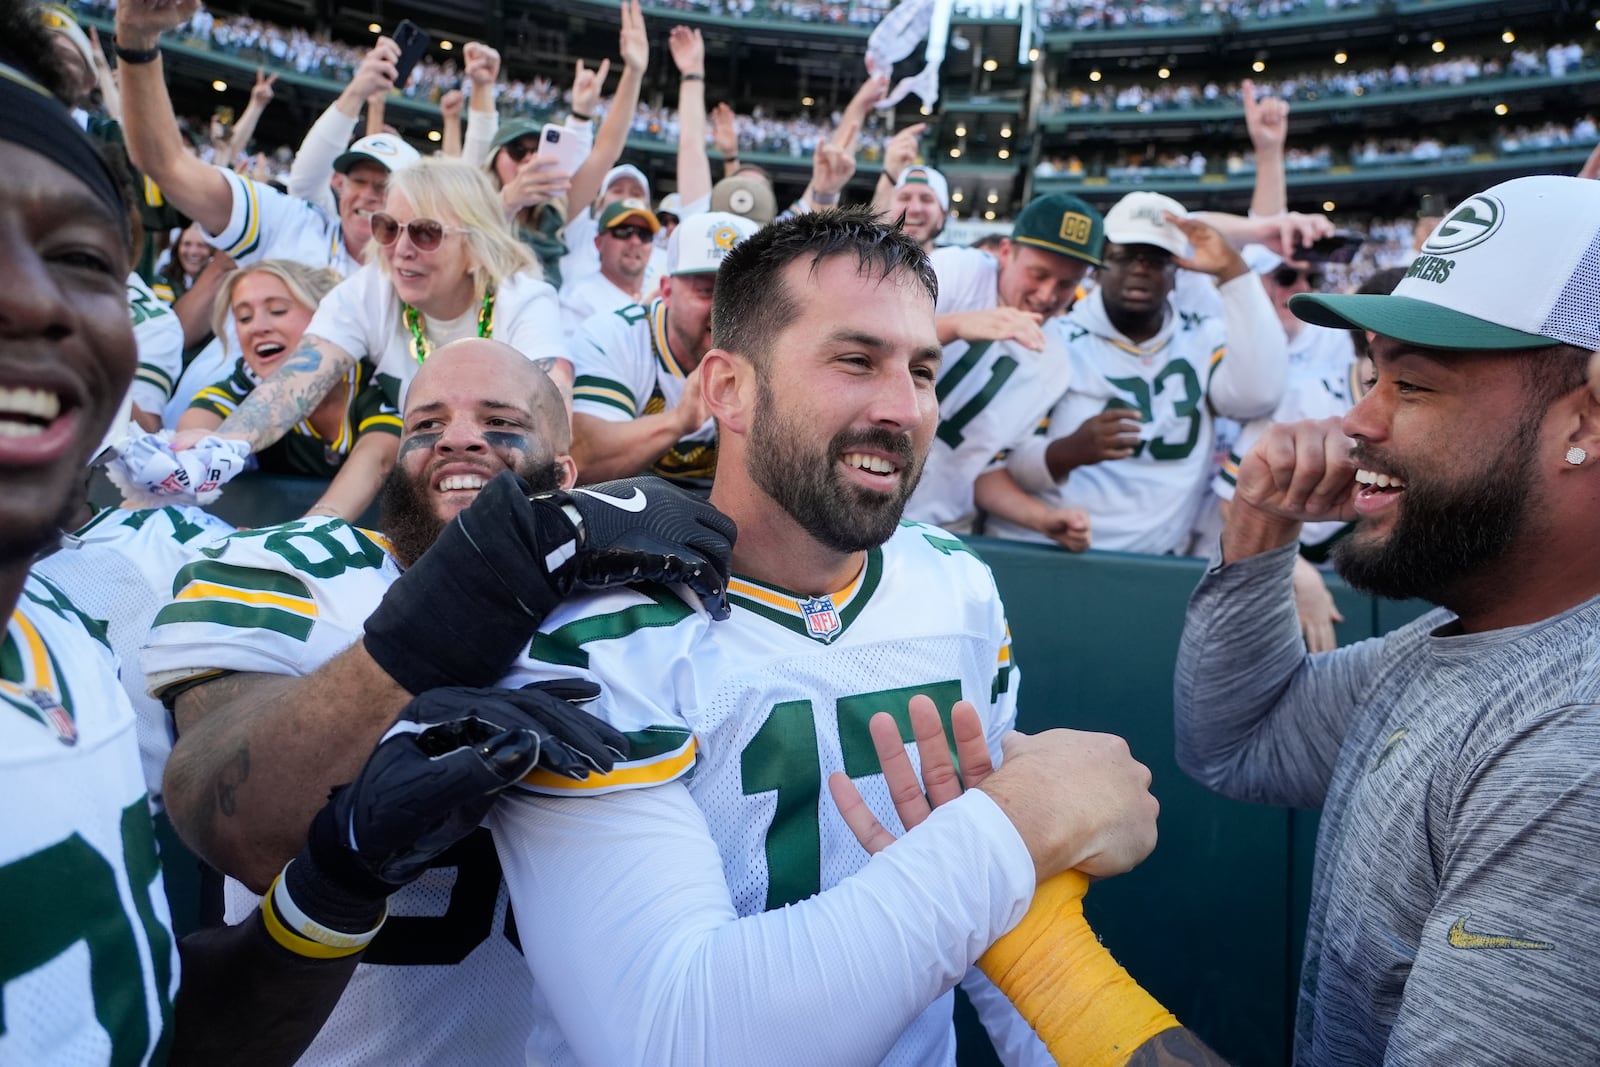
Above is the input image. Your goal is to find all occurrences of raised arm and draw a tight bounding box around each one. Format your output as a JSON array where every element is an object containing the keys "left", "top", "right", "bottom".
[
  {"left": 873, "top": 121, "right": 926, "bottom": 218},
  {"left": 288, "top": 40, "right": 398, "bottom": 210},
  {"left": 113, "top": 0, "right": 234, "bottom": 236},
  {"left": 568, "top": 1, "right": 648, "bottom": 213},
  {"left": 223, "top": 69, "right": 276, "bottom": 166},
  {"left": 1241, "top": 78, "right": 1288, "bottom": 218},
  {"left": 669, "top": 23, "right": 712, "bottom": 205}
]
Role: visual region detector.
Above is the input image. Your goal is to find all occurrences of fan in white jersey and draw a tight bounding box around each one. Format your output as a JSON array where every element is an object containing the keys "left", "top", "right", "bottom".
[
  {"left": 559, "top": 198, "right": 661, "bottom": 337},
  {"left": 486, "top": 207, "right": 1161, "bottom": 1065},
  {"left": 0, "top": 40, "right": 579, "bottom": 1063},
  {"left": 569, "top": 210, "right": 759, "bottom": 487},
  {"left": 988, "top": 192, "right": 1287, "bottom": 555},
  {"left": 169, "top": 159, "right": 568, "bottom": 488},
  {"left": 127, "top": 270, "right": 183, "bottom": 430},
  {"left": 144, "top": 338, "right": 739, "bottom": 1066},
  {"left": 907, "top": 194, "right": 1103, "bottom": 544}
]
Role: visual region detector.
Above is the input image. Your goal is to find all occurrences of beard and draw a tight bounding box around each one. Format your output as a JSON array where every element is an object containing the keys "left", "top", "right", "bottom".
[
  {"left": 379, "top": 458, "right": 564, "bottom": 568},
  {"left": 1332, "top": 420, "right": 1538, "bottom": 606},
  {"left": 745, "top": 375, "right": 923, "bottom": 554}
]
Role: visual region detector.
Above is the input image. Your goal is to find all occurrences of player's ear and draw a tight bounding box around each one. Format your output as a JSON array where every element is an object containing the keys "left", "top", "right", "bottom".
[
  {"left": 699, "top": 348, "right": 753, "bottom": 436},
  {"left": 554, "top": 452, "right": 579, "bottom": 491}
]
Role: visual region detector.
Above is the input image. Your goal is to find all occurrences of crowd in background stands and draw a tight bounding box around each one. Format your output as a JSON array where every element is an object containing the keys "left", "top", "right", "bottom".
[
  {"left": 1035, "top": 0, "right": 1375, "bottom": 31},
  {"left": 1041, "top": 42, "right": 1592, "bottom": 116}
]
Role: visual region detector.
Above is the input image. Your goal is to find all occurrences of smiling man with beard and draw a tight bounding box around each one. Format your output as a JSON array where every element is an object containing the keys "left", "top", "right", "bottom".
[
  {"left": 1174, "top": 175, "right": 1600, "bottom": 1065},
  {"left": 482, "top": 207, "right": 1163, "bottom": 1066}
]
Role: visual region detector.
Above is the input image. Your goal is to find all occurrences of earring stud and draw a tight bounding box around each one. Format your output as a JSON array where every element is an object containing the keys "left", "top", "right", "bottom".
[{"left": 1566, "top": 446, "right": 1588, "bottom": 466}]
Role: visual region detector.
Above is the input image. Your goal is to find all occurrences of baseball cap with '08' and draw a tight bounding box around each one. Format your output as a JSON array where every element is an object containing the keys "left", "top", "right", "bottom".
[
  {"left": 1292, "top": 175, "right": 1600, "bottom": 351},
  {"left": 1011, "top": 194, "right": 1104, "bottom": 267}
]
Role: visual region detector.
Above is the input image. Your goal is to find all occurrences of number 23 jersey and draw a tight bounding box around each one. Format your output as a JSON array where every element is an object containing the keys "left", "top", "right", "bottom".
[{"left": 498, "top": 521, "right": 1020, "bottom": 1064}]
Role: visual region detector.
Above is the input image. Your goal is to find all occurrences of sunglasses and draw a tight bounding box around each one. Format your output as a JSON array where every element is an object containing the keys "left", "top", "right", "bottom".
[
  {"left": 1103, "top": 248, "right": 1176, "bottom": 270},
  {"left": 606, "top": 225, "right": 654, "bottom": 243},
  {"left": 1272, "top": 265, "right": 1326, "bottom": 289},
  {"left": 500, "top": 139, "right": 539, "bottom": 164},
  {"left": 369, "top": 213, "right": 464, "bottom": 251}
]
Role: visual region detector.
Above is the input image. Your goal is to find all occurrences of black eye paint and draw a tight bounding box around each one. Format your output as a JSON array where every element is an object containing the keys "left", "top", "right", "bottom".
[
  {"left": 483, "top": 432, "right": 530, "bottom": 453},
  {"left": 398, "top": 432, "right": 441, "bottom": 458}
]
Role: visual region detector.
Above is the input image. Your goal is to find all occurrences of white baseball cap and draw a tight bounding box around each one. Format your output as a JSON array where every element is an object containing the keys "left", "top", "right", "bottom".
[
  {"left": 602, "top": 164, "right": 650, "bottom": 204},
  {"left": 333, "top": 134, "right": 421, "bottom": 175},
  {"left": 894, "top": 165, "right": 950, "bottom": 213},
  {"left": 657, "top": 192, "right": 683, "bottom": 218},
  {"left": 667, "top": 212, "right": 761, "bottom": 276},
  {"left": 1293, "top": 175, "right": 1600, "bottom": 350},
  {"left": 1104, "top": 191, "right": 1191, "bottom": 258}
]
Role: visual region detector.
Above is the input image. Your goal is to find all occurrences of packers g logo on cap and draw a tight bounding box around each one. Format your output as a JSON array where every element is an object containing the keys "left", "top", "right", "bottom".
[
  {"left": 1423, "top": 195, "right": 1504, "bottom": 254},
  {"left": 712, "top": 224, "right": 739, "bottom": 251},
  {"left": 1059, "top": 212, "right": 1094, "bottom": 247}
]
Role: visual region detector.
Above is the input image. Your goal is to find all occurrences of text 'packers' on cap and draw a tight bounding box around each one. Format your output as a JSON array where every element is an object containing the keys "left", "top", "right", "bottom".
[
  {"left": 667, "top": 211, "right": 761, "bottom": 275},
  {"left": 1011, "top": 194, "right": 1105, "bottom": 266},
  {"left": 1292, "top": 175, "right": 1600, "bottom": 351}
]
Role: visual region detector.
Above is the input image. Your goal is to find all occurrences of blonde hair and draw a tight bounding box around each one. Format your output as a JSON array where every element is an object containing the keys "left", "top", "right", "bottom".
[
  {"left": 211, "top": 259, "right": 341, "bottom": 356},
  {"left": 372, "top": 158, "right": 541, "bottom": 296}
]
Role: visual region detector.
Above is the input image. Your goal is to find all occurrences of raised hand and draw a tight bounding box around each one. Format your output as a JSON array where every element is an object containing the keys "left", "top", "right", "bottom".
[
  {"left": 711, "top": 102, "right": 739, "bottom": 158},
  {"left": 1232, "top": 416, "right": 1358, "bottom": 524},
  {"left": 463, "top": 42, "right": 501, "bottom": 91},
  {"left": 1170, "top": 215, "right": 1247, "bottom": 282},
  {"left": 114, "top": 0, "right": 202, "bottom": 48},
  {"left": 501, "top": 157, "right": 571, "bottom": 215},
  {"left": 619, "top": 0, "right": 649, "bottom": 71},
  {"left": 250, "top": 68, "right": 277, "bottom": 108},
  {"left": 882, "top": 122, "right": 927, "bottom": 181},
  {"left": 571, "top": 57, "right": 611, "bottom": 118},
  {"left": 438, "top": 88, "right": 465, "bottom": 121},
  {"left": 668, "top": 25, "right": 704, "bottom": 77},
  {"left": 1241, "top": 78, "right": 1289, "bottom": 154},
  {"left": 347, "top": 36, "right": 400, "bottom": 102}
]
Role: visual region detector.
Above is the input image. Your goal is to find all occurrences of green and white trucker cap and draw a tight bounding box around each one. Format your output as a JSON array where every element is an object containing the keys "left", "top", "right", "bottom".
[{"left": 1291, "top": 175, "right": 1600, "bottom": 351}]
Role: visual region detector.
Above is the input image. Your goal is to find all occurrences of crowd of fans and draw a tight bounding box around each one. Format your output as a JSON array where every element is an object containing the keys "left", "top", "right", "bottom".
[
  {"left": 1041, "top": 41, "right": 1592, "bottom": 117},
  {"left": 1036, "top": 0, "right": 1375, "bottom": 32}
]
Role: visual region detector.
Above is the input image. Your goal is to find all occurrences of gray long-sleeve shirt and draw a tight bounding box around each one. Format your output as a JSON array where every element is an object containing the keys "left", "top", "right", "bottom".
[{"left": 1175, "top": 543, "right": 1600, "bottom": 1065}]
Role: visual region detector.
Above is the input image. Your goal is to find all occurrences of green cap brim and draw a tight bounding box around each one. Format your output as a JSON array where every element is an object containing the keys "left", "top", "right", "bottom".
[
  {"left": 1290, "top": 293, "right": 1563, "bottom": 351},
  {"left": 1010, "top": 235, "right": 1102, "bottom": 267}
]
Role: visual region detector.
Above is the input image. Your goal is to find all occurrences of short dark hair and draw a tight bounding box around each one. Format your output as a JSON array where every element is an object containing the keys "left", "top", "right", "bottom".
[
  {"left": 712, "top": 205, "right": 939, "bottom": 363},
  {"left": 1517, "top": 344, "right": 1592, "bottom": 414}
]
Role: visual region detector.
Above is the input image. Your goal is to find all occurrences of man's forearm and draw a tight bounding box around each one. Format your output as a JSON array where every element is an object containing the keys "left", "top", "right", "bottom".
[
  {"left": 675, "top": 75, "right": 712, "bottom": 206},
  {"left": 163, "top": 643, "right": 410, "bottom": 891},
  {"left": 172, "top": 915, "right": 364, "bottom": 1066},
  {"left": 1207, "top": 273, "right": 1286, "bottom": 421},
  {"left": 216, "top": 337, "right": 352, "bottom": 450},
  {"left": 571, "top": 412, "right": 695, "bottom": 484}
]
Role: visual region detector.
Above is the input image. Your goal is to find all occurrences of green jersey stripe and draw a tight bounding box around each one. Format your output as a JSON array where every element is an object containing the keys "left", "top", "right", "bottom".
[
  {"left": 171, "top": 560, "right": 315, "bottom": 601},
  {"left": 527, "top": 584, "right": 694, "bottom": 670},
  {"left": 153, "top": 600, "right": 315, "bottom": 642}
]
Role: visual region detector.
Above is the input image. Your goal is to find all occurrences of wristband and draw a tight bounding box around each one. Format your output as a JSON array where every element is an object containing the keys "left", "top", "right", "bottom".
[
  {"left": 570, "top": 109, "right": 593, "bottom": 122},
  {"left": 680, "top": 73, "right": 704, "bottom": 82},
  {"left": 810, "top": 191, "right": 840, "bottom": 206},
  {"left": 113, "top": 37, "right": 162, "bottom": 65},
  {"left": 261, "top": 870, "right": 385, "bottom": 960}
]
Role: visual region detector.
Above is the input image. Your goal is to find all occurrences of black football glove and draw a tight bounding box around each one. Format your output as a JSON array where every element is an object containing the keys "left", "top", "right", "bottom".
[
  {"left": 532, "top": 476, "right": 737, "bottom": 618},
  {"left": 285, "top": 680, "right": 622, "bottom": 931},
  {"left": 365, "top": 472, "right": 736, "bottom": 695}
]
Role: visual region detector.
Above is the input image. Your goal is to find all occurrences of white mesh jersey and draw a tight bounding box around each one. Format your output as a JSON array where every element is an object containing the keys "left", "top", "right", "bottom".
[
  {"left": 493, "top": 521, "right": 1021, "bottom": 1065},
  {"left": 205, "top": 167, "right": 361, "bottom": 276},
  {"left": 991, "top": 291, "right": 1230, "bottom": 554},
  {"left": 0, "top": 574, "right": 180, "bottom": 1067},
  {"left": 34, "top": 506, "right": 235, "bottom": 810},
  {"left": 128, "top": 272, "right": 184, "bottom": 417},
  {"left": 570, "top": 298, "right": 718, "bottom": 488},
  {"left": 140, "top": 518, "right": 536, "bottom": 1067},
  {"left": 306, "top": 261, "right": 565, "bottom": 411},
  {"left": 908, "top": 247, "right": 1073, "bottom": 530}
]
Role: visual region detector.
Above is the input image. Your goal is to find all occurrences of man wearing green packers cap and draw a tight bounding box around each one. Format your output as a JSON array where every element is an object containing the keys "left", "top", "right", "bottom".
[
  {"left": 904, "top": 194, "right": 1106, "bottom": 545},
  {"left": 1178, "top": 174, "right": 1600, "bottom": 1064}
]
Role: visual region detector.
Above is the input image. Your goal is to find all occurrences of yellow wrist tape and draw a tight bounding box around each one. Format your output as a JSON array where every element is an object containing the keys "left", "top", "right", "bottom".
[
  {"left": 978, "top": 871, "right": 1180, "bottom": 1067},
  {"left": 259, "top": 873, "right": 383, "bottom": 960}
]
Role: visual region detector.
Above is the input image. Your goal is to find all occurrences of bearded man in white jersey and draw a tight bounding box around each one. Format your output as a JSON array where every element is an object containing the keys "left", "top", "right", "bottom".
[
  {"left": 483, "top": 207, "right": 1162, "bottom": 1065},
  {"left": 149, "top": 338, "right": 736, "bottom": 1064}
]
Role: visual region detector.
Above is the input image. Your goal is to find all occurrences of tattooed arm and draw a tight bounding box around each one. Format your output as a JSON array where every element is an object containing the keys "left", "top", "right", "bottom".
[
  {"left": 213, "top": 336, "right": 357, "bottom": 451},
  {"left": 162, "top": 642, "right": 411, "bottom": 892}
]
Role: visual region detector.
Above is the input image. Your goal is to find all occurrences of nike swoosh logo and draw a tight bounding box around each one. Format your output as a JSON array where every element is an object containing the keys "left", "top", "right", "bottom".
[
  {"left": 576, "top": 487, "right": 648, "bottom": 513},
  {"left": 1447, "top": 915, "right": 1554, "bottom": 951},
  {"left": 1370, "top": 728, "right": 1407, "bottom": 772}
]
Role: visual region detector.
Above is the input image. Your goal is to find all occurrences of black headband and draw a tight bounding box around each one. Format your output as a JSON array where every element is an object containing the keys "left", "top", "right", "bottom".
[{"left": 0, "top": 63, "right": 127, "bottom": 241}]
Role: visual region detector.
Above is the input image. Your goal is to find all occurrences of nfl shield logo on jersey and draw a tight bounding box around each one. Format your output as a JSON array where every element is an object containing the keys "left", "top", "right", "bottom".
[
  {"left": 28, "top": 688, "right": 77, "bottom": 746},
  {"left": 799, "top": 596, "right": 842, "bottom": 643}
]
